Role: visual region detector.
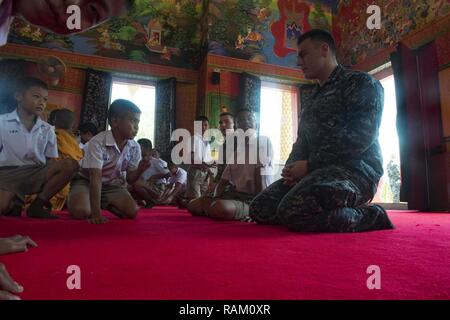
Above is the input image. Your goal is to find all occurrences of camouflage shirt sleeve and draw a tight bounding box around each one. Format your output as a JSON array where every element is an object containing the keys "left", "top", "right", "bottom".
[
  {"left": 286, "top": 111, "right": 309, "bottom": 165},
  {"left": 309, "top": 74, "right": 384, "bottom": 169}
]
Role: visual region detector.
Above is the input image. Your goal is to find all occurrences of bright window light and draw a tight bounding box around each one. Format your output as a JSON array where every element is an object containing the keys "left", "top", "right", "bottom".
[{"left": 110, "top": 80, "right": 156, "bottom": 143}]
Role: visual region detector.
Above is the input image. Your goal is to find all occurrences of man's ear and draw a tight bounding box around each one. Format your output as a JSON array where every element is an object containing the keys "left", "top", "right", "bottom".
[
  {"left": 14, "top": 92, "right": 23, "bottom": 102},
  {"left": 320, "top": 42, "right": 330, "bottom": 57}
]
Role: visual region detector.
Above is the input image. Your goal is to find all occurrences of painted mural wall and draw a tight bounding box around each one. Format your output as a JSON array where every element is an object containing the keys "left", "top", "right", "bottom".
[
  {"left": 207, "top": 0, "right": 333, "bottom": 68},
  {"left": 8, "top": 0, "right": 204, "bottom": 69},
  {"left": 6, "top": 1, "right": 448, "bottom": 70},
  {"left": 333, "top": 0, "right": 450, "bottom": 66},
  {"left": 7, "top": 0, "right": 333, "bottom": 70}
]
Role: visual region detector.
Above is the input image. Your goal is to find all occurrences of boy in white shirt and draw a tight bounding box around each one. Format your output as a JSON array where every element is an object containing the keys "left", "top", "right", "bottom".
[
  {"left": 185, "top": 116, "right": 216, "bottom": 200},
  {"left": 188, "top": 109, "right": 273, "bottom": 221},
  {"left": 159, "top": 162, "right": 187, "bottom": 205},
  {"left": 67, "top": 99, "right": 151, "bottom": 224},
  {"left": 130, "top": 138, "right": 170, "bottom": 208},
  {"left": 0, "top": 77, "right": 79, "bottom": 219},
  {"left": 78, "top": 122, "right": 97, "bottom": 151}
]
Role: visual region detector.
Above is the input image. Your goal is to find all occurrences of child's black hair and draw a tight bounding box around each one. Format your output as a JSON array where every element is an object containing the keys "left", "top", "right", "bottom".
[
  {"left": 47, "top": 109, "right": 60, "bottom": 126},
  {"left": 107, "top": 99, "right": 141, "bottom": 125},
  {"left": 167, "top": 161, "right": 178, "bottom": 169},
  {"left": 137, "top": 138, "right": 153, "bottom": 152},
  {"left": 54, "top": 108, "right": 75, "bottom": 130},
  {"left": 79, "top": 122, "right": 98, "bottom": 136},
  {"left": 16, "top": 77, "right": 48, "bottom": 93},
  {"left": 234, "top": 108, "right": 254, "bottom": 118},
  {"left": 219, "top": 112, "right": 234, "bottom": 119},
  {"left": 195, "top": 115, "right": 209, "bottom": 122}
]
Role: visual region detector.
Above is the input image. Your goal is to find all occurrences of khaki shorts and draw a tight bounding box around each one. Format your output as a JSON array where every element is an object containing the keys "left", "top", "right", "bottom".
[
  {"left": 195, "top": 188, "right": 254, "bottom": 220},
  {"left": 0, "top": 165, "right": 50, "bottom": 202},
  {"left": 219, "top": 189, "right": 255, "bottom": 220},
  {"left": 68, "top": 176, "right": 132, "bottom": 209},
  {"left": 144, "top": 181, "right": 166, "bottom": 198},
  {"left": 186, "top": 167, "right": 210, "bottom": 199}
]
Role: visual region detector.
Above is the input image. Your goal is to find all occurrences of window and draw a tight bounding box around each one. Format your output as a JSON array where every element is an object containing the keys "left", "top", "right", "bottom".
[
  {"left": 110, "top": 79, "right": 156, "bottom": 143},
  {"left": 260, "top": 82, "right": 299, "bottom": 179},
  {"left": 372, "top": 73, "right": 404, "bottom": 206}
]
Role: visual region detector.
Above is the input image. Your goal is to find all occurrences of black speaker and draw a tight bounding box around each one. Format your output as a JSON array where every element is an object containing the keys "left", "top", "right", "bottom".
[{"left": 212, "top": 71, "right": 220, "bottom": 85}]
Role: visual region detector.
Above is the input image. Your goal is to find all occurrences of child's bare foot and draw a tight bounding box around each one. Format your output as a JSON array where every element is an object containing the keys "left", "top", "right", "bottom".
[
  {"left": 144, "top": 200, "right": 156, "bottom": 209},
  {"left": 88, "top": 214, "right": 108, "bottom": 224},
  {"left": 26, "top": 198, "right": 58, "bottom": 219},
  {"left": 4, "top": 204, "right": 23, "bottom": 217}
]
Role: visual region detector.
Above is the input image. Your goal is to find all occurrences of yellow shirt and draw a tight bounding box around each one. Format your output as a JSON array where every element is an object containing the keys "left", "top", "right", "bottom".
[{"left": 55, "top": 128, "right": 83, "bottom": 162}]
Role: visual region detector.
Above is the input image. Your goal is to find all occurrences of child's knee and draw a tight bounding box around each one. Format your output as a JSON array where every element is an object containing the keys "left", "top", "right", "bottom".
[
  {"left": 0, "top": 198, "right": 13, "bottom": 215},
  {"left": 59, "top": 158, "right": 79, "bottom": 174},
  {"left": 120, "top": 200, "right": 139, "bottom": 219},
  {"left": 207, "top": 201, "right": 234, "bottom": 220},
  {"left": 70, "top": 207, "right": 91, "bottom": 220},
  {"left": 123, "top": 206, "right": 138, "bottom": 219},
  {"left": 68, "top": 159, "right": 80, "bottom": 173},
  {"left": 187, "top": 199, "right": 204, "bottom": 216},
  {"left": 133, "top": 180, "right": 146, "bottom": 189}
]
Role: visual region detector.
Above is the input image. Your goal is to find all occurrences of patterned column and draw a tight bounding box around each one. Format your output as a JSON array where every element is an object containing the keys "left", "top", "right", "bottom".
[{"left": 280, "top": 90, "right": 293, "bottom": 162}]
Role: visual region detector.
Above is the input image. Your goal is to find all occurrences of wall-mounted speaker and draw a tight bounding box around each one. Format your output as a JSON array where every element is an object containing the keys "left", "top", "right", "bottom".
[{"left": 212, "top": 71, "right": 220, "bottom": 85}]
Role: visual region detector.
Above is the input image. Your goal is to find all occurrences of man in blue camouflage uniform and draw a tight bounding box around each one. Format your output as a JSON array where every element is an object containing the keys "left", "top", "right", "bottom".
[{"left": 250, "top": 29, "right": 394, "bottom": 232}]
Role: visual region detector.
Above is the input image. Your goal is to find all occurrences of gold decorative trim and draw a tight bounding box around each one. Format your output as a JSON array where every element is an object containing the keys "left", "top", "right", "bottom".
[{"left": 0, "top": 44, "right": 198, "bottom": 83}]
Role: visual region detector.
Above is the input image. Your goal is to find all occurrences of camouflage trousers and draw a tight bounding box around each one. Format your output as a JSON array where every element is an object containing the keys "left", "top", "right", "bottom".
[{"left": 249, "top": 165, "right": 394, "bottom": 233}]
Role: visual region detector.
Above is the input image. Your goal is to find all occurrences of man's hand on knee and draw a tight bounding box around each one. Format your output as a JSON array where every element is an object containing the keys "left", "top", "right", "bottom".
[{"left": 282, "top": 161, "right": 308, "bottom": 186}]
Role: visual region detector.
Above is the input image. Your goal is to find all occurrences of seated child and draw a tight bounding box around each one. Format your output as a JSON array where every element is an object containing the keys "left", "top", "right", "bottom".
[
  {"left": 0, "top": 77, "right": 79, "bottom": 219},
  {"left": 49, "top": 109, "right": 83, "bottom": 210},
  {"left": 47, "top": 109, "right": 60, "bottom": 126},
  {"left": 25, "top": 108, "right": 83, "bottom": 211},
  {"left": 187, "top": 109, "right": 273, "bottom": 221},
  {"left": 130, "top": 139, "right": 170, "bottom": 208},
  {"left": 184, "top": 116, "right": 216, "bottom": 202},
  {"left": 67, "top": 99, "right": 151, "bottom": 224},
  {"left": 159, "top": 162, "right": 187, "bottom": 205},
  {"left": 78, "top": 122, "right": 98, "bottom": 150}
]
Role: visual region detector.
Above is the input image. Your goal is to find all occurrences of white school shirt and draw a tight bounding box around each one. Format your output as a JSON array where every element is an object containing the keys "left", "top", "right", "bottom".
[
  {"left": 191, "top": 134, "right": 212, "bottom": 164},
  {"left": 140, "top": 157, "right": 169, "bottom": 184},
  {"left": 79, "top": 142, "right": 88, "bottom": 150},
  {"left": 80, "top": 130, "right": 141, "bottom": 184},
  {"left": 0, "top": 0, "right": 13, "bottom": 46},
  {"left": 0, "top": 110, "right": 58, "bottom": 167},
  {"left": 168, "top": 167, "right": 187, "bottom": 186},
  {"left": 221, "top": 135, "right": 274, "bottom": 195}
]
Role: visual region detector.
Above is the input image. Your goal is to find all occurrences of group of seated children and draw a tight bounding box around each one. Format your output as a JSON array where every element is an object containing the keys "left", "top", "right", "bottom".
[
  {"left": 129, "top": 138, "right": 187, "bottom": 208},
  {"left": 187, "top": 110, "right": 274, "bottom": 222},
  {"left": 0, "top": 76, "right": 272, "bottom": 225}
]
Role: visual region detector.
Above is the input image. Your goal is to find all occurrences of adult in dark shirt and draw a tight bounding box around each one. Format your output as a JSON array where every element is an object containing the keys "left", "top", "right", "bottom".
[{"left": 250, "top": 29, "right": 394, "bottom": 232}]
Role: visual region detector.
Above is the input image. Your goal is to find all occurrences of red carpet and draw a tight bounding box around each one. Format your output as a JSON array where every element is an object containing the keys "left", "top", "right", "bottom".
[{"left": 1, "top": 207, "right": 449, "bottom": 300}]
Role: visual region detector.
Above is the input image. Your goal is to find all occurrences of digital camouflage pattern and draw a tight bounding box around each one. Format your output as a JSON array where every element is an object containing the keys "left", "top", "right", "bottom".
[{"left": 250, "top": 65, "right": 394, "bottom": 232}]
